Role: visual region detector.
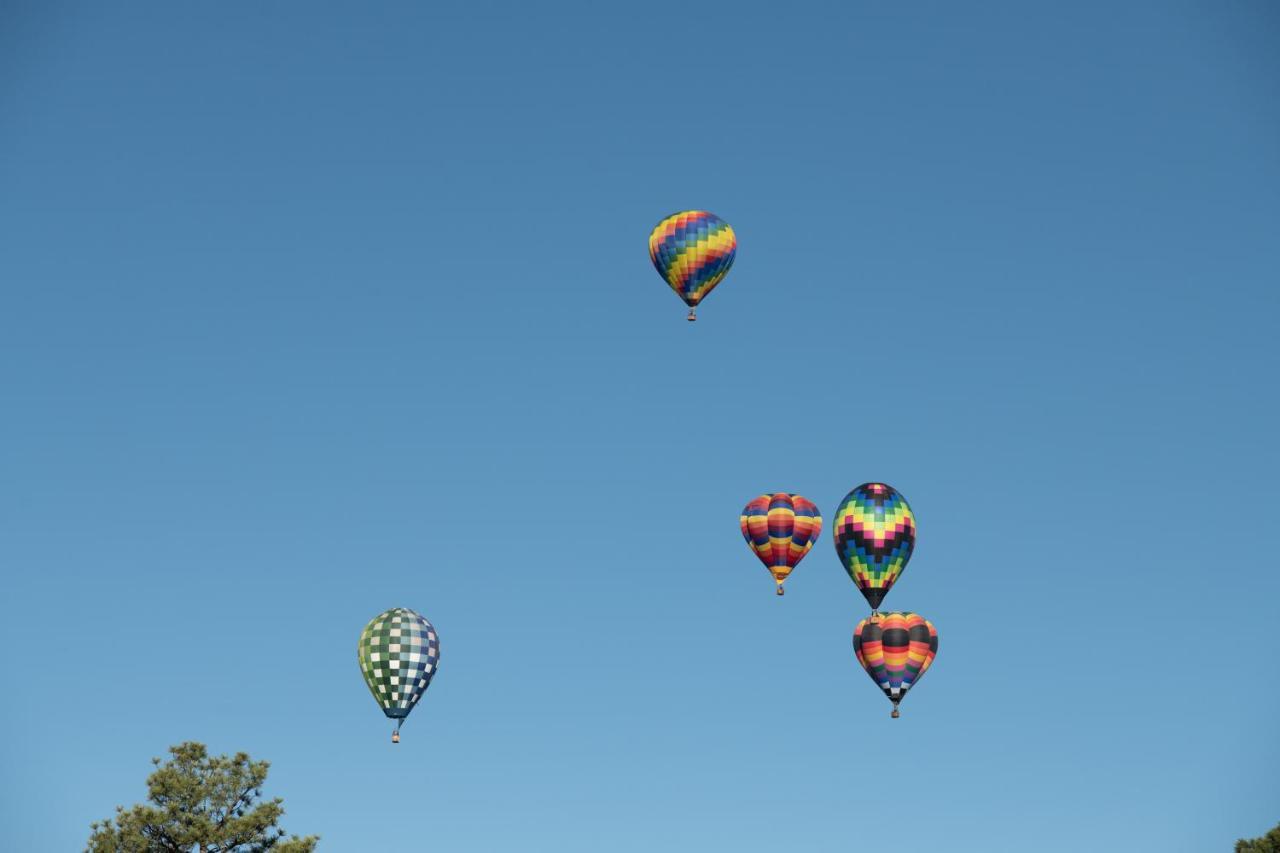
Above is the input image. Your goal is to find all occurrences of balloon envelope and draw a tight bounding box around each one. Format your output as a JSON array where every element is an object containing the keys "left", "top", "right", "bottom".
[
  {"left": 852, "top": 611, "right": 938, "bottom": 711},
  {"left": 357, "top": 607, "right": 440, "bottom": 729},
  {"left": 649, "top": 211, "right": 736, "bottom": 309},
  {"left": 833, "top": 483, "right": 916, "bottom": 610},
  {"left": 740, "top": 493, "right": 822, "bottom": 593}
]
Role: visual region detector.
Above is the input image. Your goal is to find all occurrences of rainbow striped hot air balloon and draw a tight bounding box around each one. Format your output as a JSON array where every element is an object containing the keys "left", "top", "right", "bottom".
[
  {"left": 649, "top": 210, "right": 736, "bottom": 321},
  {"left": 853, "top": 612, "right": 939, "bottom": 718},
  {"left": 740, "top": 493, "right": 822, "bottom": 595}
]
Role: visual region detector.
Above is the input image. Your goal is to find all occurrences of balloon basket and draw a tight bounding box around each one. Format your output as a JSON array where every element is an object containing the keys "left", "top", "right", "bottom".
[
  {"left": 391, "top": 730, "right": 400, "bottom": 744},
  {"left": 776, "top": 584, "right": 785, "bottom": 596},
  {"left": 891, "top": 708, "right": 900, "bottom": 719},
  {"left": 687, "top": 308, "right": 697, "bottom": 322}
]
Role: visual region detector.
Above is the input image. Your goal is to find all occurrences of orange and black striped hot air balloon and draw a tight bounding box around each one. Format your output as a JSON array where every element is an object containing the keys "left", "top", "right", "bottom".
[
  {"left": 740, "top": 493, "right": 822, "bottom": 596},
  {"left": 853, "top": 612, "right": 938, "bottom": 718}
]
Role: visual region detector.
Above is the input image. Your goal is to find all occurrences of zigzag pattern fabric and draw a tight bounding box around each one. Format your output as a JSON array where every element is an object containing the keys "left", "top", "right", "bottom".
[
  {"left": 357, "top": 608, "right": 440, "bottom": 723},
  {"left": 740, "top": 493, "right": 822, "bottom": 591},
  {"left": 833, "top": 482, "right": 916, "bottom": 610},
  {"left": 649, "top": 210, "right": 736, "bottom": 307},
  {"left": 853, "top": 612, "right": 938, "bottom": 709}
]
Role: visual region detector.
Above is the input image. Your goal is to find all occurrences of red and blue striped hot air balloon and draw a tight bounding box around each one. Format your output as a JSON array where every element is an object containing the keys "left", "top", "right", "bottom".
[
  {"left": 649, "top": 211, "right": 736, "bottom": 321},
  {"left": 740, "top": 493, "right": 822, "bottom": 596}
]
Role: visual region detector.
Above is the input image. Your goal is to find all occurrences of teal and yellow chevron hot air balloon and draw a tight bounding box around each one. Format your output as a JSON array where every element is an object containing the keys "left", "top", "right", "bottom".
[
  {"left": 649, "top": 211, "right": 736, "bottom": 321},
  {"left": 833, "top": 483, "right": 917, "bottom": 611}
]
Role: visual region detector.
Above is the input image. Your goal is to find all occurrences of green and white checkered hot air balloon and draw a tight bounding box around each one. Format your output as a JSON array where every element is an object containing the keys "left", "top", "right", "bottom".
[{"left": 357, "top": 607, "right": 440, "bottom": 743}]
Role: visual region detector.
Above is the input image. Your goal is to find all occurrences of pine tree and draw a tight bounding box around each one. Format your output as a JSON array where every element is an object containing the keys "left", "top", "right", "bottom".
[
  {"left": 87, "top": 742, "right": 318, "bottom": 852},
  {"left": 1238, "top": 822, "right": 1280, "bottom": 853}
]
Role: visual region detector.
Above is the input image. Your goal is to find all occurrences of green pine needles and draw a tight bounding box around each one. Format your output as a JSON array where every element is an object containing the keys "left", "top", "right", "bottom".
[
  {"left": 1238, "top": 823, "right": 1280, "bottom": 853},
  {"left": 86, "top": 742, "right": 318, "bottom": 852}
]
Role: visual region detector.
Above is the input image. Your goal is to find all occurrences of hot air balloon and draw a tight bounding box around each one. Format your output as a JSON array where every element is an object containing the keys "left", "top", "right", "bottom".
[
  {"left": 357, "top": 607, "right": 440, "bottom": 743},
  {"left": 740, "top": 493, "right": 822, "bottom": 595},
  {"left": 852, "top": 612, "right": 938, "bottom": 718},
  {"left": 649, "top": 211, "right": 736, "bottom": 321},
  {"left": 833, "top": 483, "right": 916, "bottom": 611}
]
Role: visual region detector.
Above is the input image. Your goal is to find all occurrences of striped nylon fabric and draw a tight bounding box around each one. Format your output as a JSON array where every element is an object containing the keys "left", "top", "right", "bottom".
[
  {"left": 648, "top": 210, "right": 736, "bottom": 308},
  {"left": 740, "top": 493, "right": 822, "bottom": 591},
  {"left": 852, "top": 612, "right": 938, "bottom": 710}
]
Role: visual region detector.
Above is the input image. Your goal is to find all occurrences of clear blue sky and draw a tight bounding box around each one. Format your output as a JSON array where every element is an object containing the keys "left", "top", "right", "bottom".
[{"left": 2, "top": 2, "right": 1278, "bottom": 850}]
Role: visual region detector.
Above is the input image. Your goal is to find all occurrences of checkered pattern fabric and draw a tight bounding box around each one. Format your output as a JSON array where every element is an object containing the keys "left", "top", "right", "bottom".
[{"left": 357, "top": 608, "right": 440, "bottom": 721}]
